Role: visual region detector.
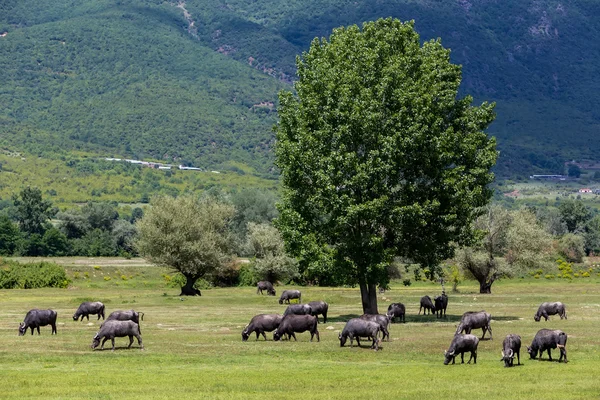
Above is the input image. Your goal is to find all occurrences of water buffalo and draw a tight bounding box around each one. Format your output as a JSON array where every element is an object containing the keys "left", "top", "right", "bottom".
[
  {"left": 444, "top": 334, "right": 479, "bottom": 365},
  {"left": 73, "top": 301, "right": 105, "bottom": 321},
  {"left": 283, "top": 304, "right": 312, "bottom": 317},
  {"left": 278, "top": 289, "right": 301, "bottom": 304},
  {"left": 359, "top": 314, "right": 390, "bottom": 341},
  {"left": 106, "top": 310, "right": 144, "bottom": 333},
  {"left": 455, "top": 311, "right": 492, "bottom": 340},
  {"left": 339, "top": 318, "right": 381, "bottom": 350},
  {"left": 419, "top": 295, "right": 436, "bottom": 315},
  {"left": 386, "top": 303, "right": 406, "bottom": 323},
  {"left": 434, "top": 293, "right": 448, "bottom": 318},
  {"left": 19, "top": 309, "right": 57, "bottom": 336},
  {"left": 527, "top": 329, "right": 568, "bottom": 363},
  {"left": 91, "top": 320, "right": 143, "bottom": 351},
  {"left": 256, "top": 281, "right": 276, "bottom": 296},
  {"left": 307, "top": 301, "right": 329, "bottom": 323},
  {"left": 242, "top": 314, "right": 283, "bottom": 341},
  {"left": 534, "top": 302, "right": 567, "bottom": 322},
  {"left": 273, "top": 314, "right": 319, "bottom": 342},
  {"left": 501, "top": 334, "right": 522, "bottom": 367}
]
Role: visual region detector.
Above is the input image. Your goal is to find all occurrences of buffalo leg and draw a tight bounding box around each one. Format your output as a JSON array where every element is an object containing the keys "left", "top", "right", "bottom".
[
  {"left": 460, "top": 353, "right": 465, "bottom": 364},
  {"left": 261, "top": 332, "right": 267, "bottom": 341},
  {"left": 111, "top": 338, "right": 116, "bottom": 351},
  {"left": 128, "top": 335, "right": 134, "bottom": 348},
  {"left": 37, "top": 326, "right": 41, "bottom": 335},
  {"left": 136, "top": 334, "right": 143, "bottom": 349},
  {"left": 323, "top": 312, "right": 327, "bottom": 324},
  {"left": 255, "top": 331, "right": 260, "bottom": 340},
  {"left": 290, "top": 332, "right": 297, "bottom": 341},
  {"left": 101, "top": 337, "right": 109, "bottom": 349},
  {"left": 356, "top": 336, "right": 361, "bottom": 347},
  {"left": 516, "top": 351, "right": 520, "bottom": 365},
  {"left": 547, "top": 349, "right": 552, "bottom": 361},
  {"left": 86, "top": 315, "right": 89, "bottom": 321},
  {"left": 51, "top": 323, "right": 57, "bottom": 334}
]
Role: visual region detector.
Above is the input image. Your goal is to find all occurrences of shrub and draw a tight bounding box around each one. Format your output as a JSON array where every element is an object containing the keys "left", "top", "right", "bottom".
[
  {"left": 238, "top": 262, "right": 256, "bottom": 286},
  {"left": 402, "top": 279, "right": 412, "bottom": 286},
  {"left": 0, "top": 259, "right": 70, "bottom": 289}
]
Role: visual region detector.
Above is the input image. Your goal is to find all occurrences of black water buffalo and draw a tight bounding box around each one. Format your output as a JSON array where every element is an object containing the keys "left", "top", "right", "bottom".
[
  {"left": 359, "top": 314, "right": 390, "bottom": 341},
  {"left": 527, "top": 329, "right": 568, "bottom": 363},
  {"left": 419, "top": 295, "right": 436, "bottom": 315},
  {"left": 91, "top": 320, "right": 143, "bottom": 351},
  {"left": 283, "top": 304, "right": 312, "bottom": 317},
  {"left": 434, "top": 293, "right": 448, "bottom": 318},
  {"left": 455, "top": 311, "right": 492, "bottom": 340},
  {"left": 278, "top": 289, "right": 301, "bottom": 304},
  {"left": 106, "top": 310, "right": 144, "bottom": 333},
  {"left": 386, "top": 303, "right": 406, "bottom": 323},
  {"left": 256, "top": 281, "right": 276, "bottom": 296},
  {"left": 444, "top": 334, "right": 480, "bottom": 365},
  {"left": 19, "top": 309, "right": 57, "bottom": 336},
  {"left": 73, "top": 301, "right": 105, "bottom": 321},
  {"left": 534, "top": 302, "right": 567, "bottom": 322},
  {"left": 273, "top": 314, "right": 319, "bottom": 342},
  {"left": 339, "top": 318, "right": 381, "bottom": 350},
  {"left": 501, "top": 334, "right": 522, "bottom": 367},
  {"left": 307, "top": 301, "right": 329, "bottom": 323},
  {"left": 242, "top": 314, "right": 283, "bottom": 341}
]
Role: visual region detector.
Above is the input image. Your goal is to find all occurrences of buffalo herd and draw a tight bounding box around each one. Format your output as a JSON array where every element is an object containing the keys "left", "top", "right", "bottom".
[{"left": 17, "top": 283, "right": 570, "bottom": 365}]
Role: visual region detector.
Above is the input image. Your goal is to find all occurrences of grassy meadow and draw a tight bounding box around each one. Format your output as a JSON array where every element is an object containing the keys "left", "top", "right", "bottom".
[{"left": 1, "top": 260, "right": 599, "bottom": 399}]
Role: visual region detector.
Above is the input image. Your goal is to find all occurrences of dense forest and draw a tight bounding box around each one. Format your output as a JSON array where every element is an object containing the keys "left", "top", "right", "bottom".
[{"left": 1, "top": 0, "right": 599, "bottom": 181}]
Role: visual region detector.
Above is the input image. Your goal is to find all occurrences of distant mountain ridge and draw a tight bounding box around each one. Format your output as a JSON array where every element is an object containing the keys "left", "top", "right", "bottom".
[{"left": 1, "top": 0, "right": 598, "bottom": 178}]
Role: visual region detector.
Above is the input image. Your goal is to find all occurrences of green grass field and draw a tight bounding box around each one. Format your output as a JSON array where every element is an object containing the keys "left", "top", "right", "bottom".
[{"left": 1, "top": 261, "right": 599, "bottom": 399}]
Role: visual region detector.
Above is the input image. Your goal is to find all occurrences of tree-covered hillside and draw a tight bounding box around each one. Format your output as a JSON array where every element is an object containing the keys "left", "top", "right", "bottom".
[{"left": 1, "top": 0, "right": 599, "bottom": 178}]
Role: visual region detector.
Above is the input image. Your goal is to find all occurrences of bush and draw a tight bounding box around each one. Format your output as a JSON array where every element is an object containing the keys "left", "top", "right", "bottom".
[
  {"left": 0, "top": 259, "right": 70, "bottom": 289},
  {"left": 238, "top": 262, "right": 256, "bottom": 286}
]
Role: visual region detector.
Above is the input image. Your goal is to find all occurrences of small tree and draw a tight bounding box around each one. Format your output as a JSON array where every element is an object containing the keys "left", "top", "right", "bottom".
[
  {"left": 559, "top": 199, "right": 591, "bottom": 233},
  {"left": 246, "top": 222, "right": 298, "bottom": 283},
  {"left": 136, "top": 195, "right": 235, "bottom": 296},
  {"left": 13, "top": 187, "right": 56, "bottom": 235}
]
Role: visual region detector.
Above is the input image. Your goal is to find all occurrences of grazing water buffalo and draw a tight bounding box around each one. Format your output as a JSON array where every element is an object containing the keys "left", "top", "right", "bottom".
[
  {"left": 19, "top": 309, "right": 57, "bottom": 336},
  {"left": 534, "top": 302, "right": 567, "bottom": 322},
  {"left": 91, "top": 320, "right": 143, "bottom": 351},
  {"left": 434, "top": 293, "right": 448, "bottom": 318},
  {"left": 501, "top": 334, "right": 522, "bottom": 367},
  {"left": 273, "top": 314, "right": 319, "bottom": 342},
  {"left": 256, "top": 281, "right": 276, "bottom": 296},
  {"left": 283, "top": 304, "right": 313, "bottom": 317},
  {"left": 455, "top": 311, "right": 493, "bottom": 340},
  {"left": 359, "top": 314, "right": 390, "bottom": 341},
  {"left": 73, "top": 301, "right": 105, "bottom": 321},
  {"left": 419, "top": 295, "right": 436, "bottom": 315},
  {"left": 444, "top": 334, "right": 480, "bottom": 365},
  {"left": 106, "top": 310, "right": 144, "bottom": 333},
  {"left": 339, "top": 319, "right": 381, "bottom": 350},
  {"left": 387, "top": 303, "right": 406, "bottom": 323},
  {"left": 527, "top": 329, "right": 568, "bottom": 363},
  {"left": 307, "top": 301, "right": 329, "bottom": 323},
  {"left": 278, "top": 290, "right": 301, "bottom": 304},
  {"left": 242, "top": 314, "right": 283, "bottom": 341}
]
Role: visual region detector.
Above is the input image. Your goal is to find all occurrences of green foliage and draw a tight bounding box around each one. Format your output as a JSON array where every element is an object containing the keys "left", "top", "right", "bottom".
[
  {"left": 559, "top": 199, "right": 592, "bottom": 233},
  {"left": 12, "top": 187, "right": 56, "bottom": 235},
  {"left": 0, "top": 214, "right": 20, "bottom": 255},
  {"left": 443, "top": 264, "right": 465, "bottom": 293},
  {"left": 245, "top": 222, "right": 298, "bottom": 283},
  {"left": 237, "top": 262, "right": 256, "bottom": 286},
  {"left": 0, "top": 259, "right": 69, "bottom": 289},
  {"left": 275, "top": 18, "right": 497, "bottom": 309},
  {"left": 557, "top": 233, "right": 586, "bottom": 263}
]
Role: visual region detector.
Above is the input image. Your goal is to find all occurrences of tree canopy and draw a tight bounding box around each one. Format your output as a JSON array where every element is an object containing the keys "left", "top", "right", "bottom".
[
  {"left": 275, "top": 18, "right": 498, "bottom": 313},
  {"left": 136, "top": 195, "right": 235, "bottom": 296}
]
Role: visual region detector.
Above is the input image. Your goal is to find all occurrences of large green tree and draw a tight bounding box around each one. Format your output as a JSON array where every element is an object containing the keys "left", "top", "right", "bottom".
[
  {"left": 12, "top": 187, "right": 56, "bottom": 235},
  {"left": 275, "top": 18, "right": 498, "bottom": 313},
  {"left": 136, "top": 195, "right": 235, "bottom": 296}
]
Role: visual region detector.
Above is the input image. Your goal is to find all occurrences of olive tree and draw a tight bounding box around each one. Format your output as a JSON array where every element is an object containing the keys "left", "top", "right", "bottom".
[
  {"left": 136, "top": 195, "right": 235, "bottom": 296},
  {"left": 275, "top": 18, "right": 498, "bottom": 313},
  {"left": 246, "top": 222, "right": 298, "bottom": 283}
]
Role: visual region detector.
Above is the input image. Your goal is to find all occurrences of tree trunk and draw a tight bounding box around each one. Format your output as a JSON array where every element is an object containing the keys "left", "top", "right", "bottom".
[
  {"left": 180, "top": 275, "right": 202, "bottom": 296},
  {"left": 479, "top": 280, "right": 492, "bottom": 294},
  {"left": 359, "top": 283, "right": 378, "bottom": 314}
]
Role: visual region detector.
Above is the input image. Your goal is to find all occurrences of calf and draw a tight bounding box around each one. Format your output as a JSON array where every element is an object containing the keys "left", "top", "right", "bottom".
[
  {"left": 278, "top": 289, "right": 301, "bottom": 304},
  {"left": 307, "top": 301, "right": 329, "bottom": 323},
  {"left": 444, "top": 334, "right": 479, "bottom": 365},
  {"left": 418, "top": 295, "right": 436, "bottom": 315},
  {"left": 501, "top": 334, "right": 522, "bottom": 367},
  {"left": 273, "top": 314, "right": 319, "bottom": 342},
  {"left": 527, "top": 329, "right": 568, "bottom": 363},
  {"left": 534, "top": 302, "right": 567, "bottom": 322},
  {"left": 434, "top": 293, "right": 448, "bottom": 318},
  {"left": 386, "top": 303, "right": 406, "bottom": 323},
  {"left": 73, "top": 301, "right": 105, "bottom": 321},
  {"left": 256, "top": 281, "right": 276, "bottom": 296},
  {"left": 455, "top": 311, "right": 492, "bottom": 340},
  {"left": 106, "top": 310, "right": 144, "bottom": 333},
  {"left": 339, "top": 318, "right": 381, "bottom": 350},
  {"left": 242, "top": 314, "right": 283, "bottom": 341},
  {"left": 19, "top": 309, "right": 57, "bottom": 336},
  {"left": 91, "top": 320, "right": 143, "bottom": 351},
  {"left": 283, "top": 304, "right": 312, "bottom": 317},
  {"left": 359, "top": 314, "right": 390, "bottom": 341}
]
